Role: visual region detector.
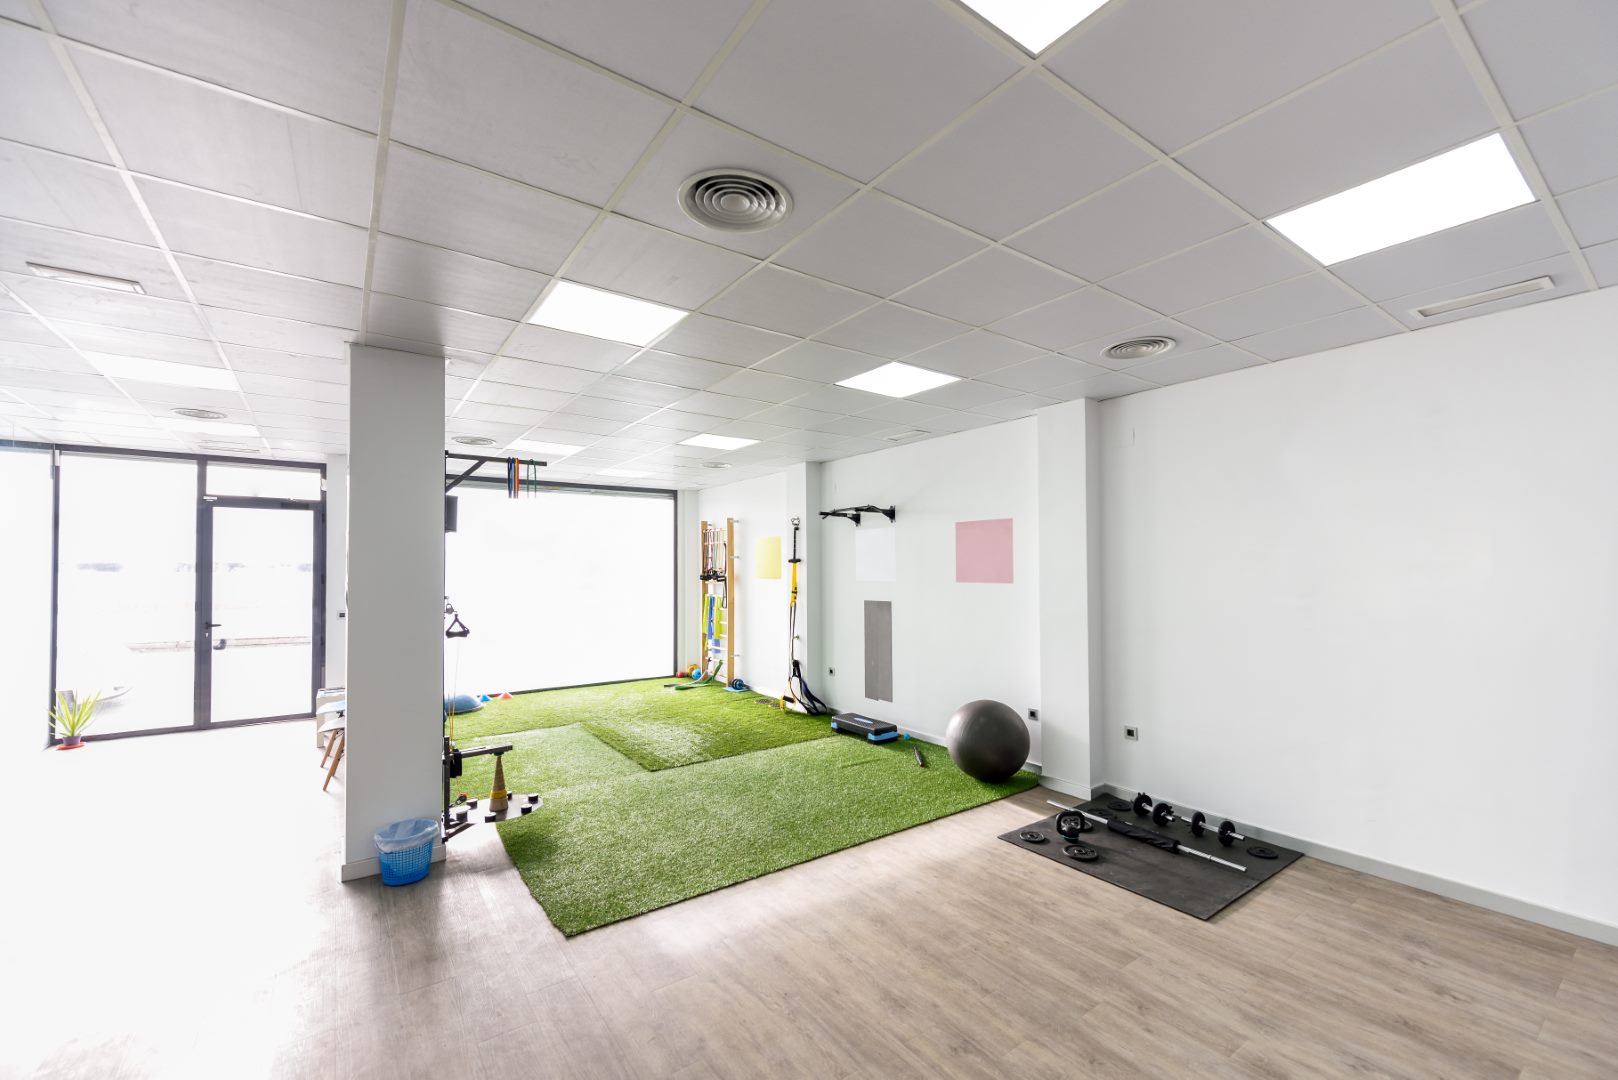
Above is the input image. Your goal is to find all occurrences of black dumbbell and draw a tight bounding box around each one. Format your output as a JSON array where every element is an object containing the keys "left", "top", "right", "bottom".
[{"left": 1133, "top": 792, "right": 1247, "bottom": 847}]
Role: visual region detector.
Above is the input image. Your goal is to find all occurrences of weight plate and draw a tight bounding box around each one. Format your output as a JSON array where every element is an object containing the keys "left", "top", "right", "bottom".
[
  {"left": 1063, "top": 844, "right": 1099, "bottom": 862},
  {"left": 1106, "top": 800, "right": 1131, "bottom": 813},
  {"left": 1152, "top": 801, "right": 1174, "bottom": 826},
  {"left": 1189, "top": 811, "right": 1207, "bottom": 837},
  {"left": 1019, "top": 830, "right": 1048, "bottom": 844},
  {"left": 1246, "top": 846, "right": 1278, "bottom": 860},
  {"left": 1132, "top": 792, "right": 1154, "bottom": 816}
]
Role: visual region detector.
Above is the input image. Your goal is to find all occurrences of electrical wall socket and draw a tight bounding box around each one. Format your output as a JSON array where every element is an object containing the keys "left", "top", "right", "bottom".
[
  {"left": 1124, "top": 725, "right": 1139, "bottom": 741},
  {"left": 1027, "top": 708, "right": 1039, "bottom": 722}
]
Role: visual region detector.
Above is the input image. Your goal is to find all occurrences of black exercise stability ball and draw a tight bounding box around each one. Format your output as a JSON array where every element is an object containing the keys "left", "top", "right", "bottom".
[{"left": 945, "top": 699, "right": 1029, "bottom": 783}]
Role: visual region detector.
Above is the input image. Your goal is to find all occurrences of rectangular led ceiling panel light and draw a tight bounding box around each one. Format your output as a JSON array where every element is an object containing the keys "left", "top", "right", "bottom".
[
  {"left": 509, "top": 439, "right": 584, "bottom": 458},
  {"left": 957, "top": 0, "right": 1109, "bottom": 54},
  {"left": 837, "top": 361, "right": 959, "bottom": 398},
  {"left": 89, "top": 354, "right": 240, "bottom": 391},
  {"left": 680, "top": 433, "right": 757, "bottom": 450},
  {"left": 1267, "top": 134, "right": 1534, "bottom": 265},
  {"left": 527, "top": 281, "right": 688, "bottom": 346}
]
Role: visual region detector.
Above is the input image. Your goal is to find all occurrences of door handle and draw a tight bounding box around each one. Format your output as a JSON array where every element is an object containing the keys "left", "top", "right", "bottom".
[{"left": 206, "top": 622, "right": 223, "bottom": 628}]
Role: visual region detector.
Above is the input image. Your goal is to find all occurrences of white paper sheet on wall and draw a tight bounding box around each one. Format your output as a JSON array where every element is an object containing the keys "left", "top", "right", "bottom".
[{"left": 854, "top": 526, "right": 896, "bottom": 583}]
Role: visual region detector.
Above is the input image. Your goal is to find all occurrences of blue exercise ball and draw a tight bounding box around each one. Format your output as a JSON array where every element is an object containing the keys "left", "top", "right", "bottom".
[{"left": 945, "top": 699, "right": 1028, "bottom": 783}]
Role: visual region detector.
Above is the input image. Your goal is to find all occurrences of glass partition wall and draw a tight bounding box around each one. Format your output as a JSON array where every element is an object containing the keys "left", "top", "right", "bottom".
[
  {"left": 444, "top": 480, "right": 675, "bottom": 695},
  {"left": 33, "top": 446, "right": 326, "bottom": 744}
]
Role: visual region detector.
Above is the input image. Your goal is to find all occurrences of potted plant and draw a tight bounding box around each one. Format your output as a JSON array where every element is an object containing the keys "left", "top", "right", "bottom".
[{"left": 50, "top": 690, "right": 100, "bottom": 749}]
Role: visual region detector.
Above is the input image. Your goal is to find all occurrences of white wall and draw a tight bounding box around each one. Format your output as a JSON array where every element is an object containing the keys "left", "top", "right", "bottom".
[
  {"left": 818, "top": 420, "right": 1043, "bottom": 761},
  {"left": 341, "top": 346, "right": 445, "bottom": 877},
  {"left": 1099, "top": 288, "right": 1618, "bottom": 931}
]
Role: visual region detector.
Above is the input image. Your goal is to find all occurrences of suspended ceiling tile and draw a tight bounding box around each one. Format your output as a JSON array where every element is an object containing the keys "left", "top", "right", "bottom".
[
  {"left": 655, "top": 313, "right": 794, "bottom": 365},
  {"left": 1559, "top": 179, "right": 1618, "bottom": 247},
  {"left": 72, "top": 49, "right": 376, "bottom": 226},
  {"left": 590, "top": 374, "right": 691, "bottom": 407},
  {"left": 988, "top": 286, "right": 1155, "bottom": 351},
  {"left": 705, "top": 367, "right": 818, "bottom": 404},
  {"left": 753, "top": 340, "right": 886, "bottom": 382},
  {"left": 744, "top": 402, "right": 840, "bottom": 430},
  {"left": 378, "top": 146, "right": 597, "bottom": 275},
  {"left": 480, "top": 357, "right": 602, "bottom": 394},
  {"left": 1045, "top": 0, "right": 1435, "bottom": 152},
  {"left": 1177, "top": 28, "right": 1495, "bottom": 219},
  {"left": 370, "top": 234, "right": 547, "bottom": 321},
  {"left": 566, "top": 214, "right": 756, "bottom": 309},
  {"left": 1235, "top": 306, "right": 1399, "bottom": 361},
  {"left": 613, "top": 113, "right": 860, "bottom": 259},
  {"left": 532, "top": 412, "right": 623, "bottom": 437},
  {"left": 502, "top": 324, "right": 637, "bottom": 372},
  {"left": 1520, "top": 89, "right": 1618, "bottom": 194},
  {"left": 1464, "top": 0, "right": 1618, "bottom": 118},
  {"left": 893, "top": 248, "right": 1079, "bottom": 327},
  {"left": 391, "top": 0, "right": 671, "bottom": 205},
  {"left": 465, "top": 380, "right": 573, "bottom": 412},
  {"left": 978, "top": 353, "right": 1108, "bottom": 392},
  {"left": 1175, "top": 272, "right": 1362, "bottom": 342},
  {"left": 2, "top": 274, "right": 207, "bottom": 339},
  {"left": 42, "top": 0, "right": 393, "bottom": 130},
  {"left": 1062, "top": 318, "right": 1219, "bottom": 371},
  {"left": 969, "top": 392, "right": 1058, "bottom": 420},
  {"left": 0, "top": 311, "right": 74, "bottom": 348},
  {"left": 697, "top": 0, "right": 1017, "bottom": 182},
  {"left": 775, "top": 192, "right": 984, "bottom": 298},
  {"left": 1585, "top": 239, "right": 1618, "bottom": 288},
  {"left": 1123, "top": 344, "right": 1265, "bottom": 388},
  {"left": 136, "top": 178, "right": 369, "bottom": 286},
  {"left": 221, "top": 344, "right": 348, "bottom": 386},
  {"left": 703, "top": 265, "right": 873, "bottom": 338},
  {"left": 176, "top": 256, "right": 363, "bottom": 329},
  {"left": 814, "top": 302, "right": 966, "bottom": 359},
  {"left": 901, "top": 329, "right": 1043, "bottom": 379},
  {"left": 1047, "top": 370, "right": 1158, "bottom": 400},
  {"left": 670, "top": 389, "right": 765, "bottom": 418},
  {"left": 202, "top": 307, "right": 350, "bottom": 359},
  {"left": 787, "top": 383, "right": 887, "bottom": 415},
  {"left": 364, "top": 293, "right": 516, "bottom": 354},
  {"left": 616, "top": 350, "right": 735, "bottom": 391},
  {"left": 1103, "top": 227, "right": 1309, "bottom": 315},
  {"left": 0, "top": 140, "right": 150, "bottom": 245},
  {"left": 0, "top": 343, "right": 94, "bottom": 374},
  {"left": 1329, "top": 203, "right": 1566, "bottom": 301},
  {"left": 0, "top": 21, "right": 111, "bottom": 162},
  {"left": 908, "top": 378, "right": 1019, "bottom": 411},
  {"left": 1007, "top": 165, "right": 1243, "bottom": 282},
  {"left": 0, "top": 218, "right": 186, "bottom": 301},
  {"left": 245, "top": 394, "right": 345, "bottom": 421},
  {"left": 466, "top": 0, "right": 748, "bottom": 97},
  {"left": 1379, "top": 253, "right": 1585, "bottom": 329},
  {"left": 880, "top": 75, "right": 1150, "bottom": 240},
  {"left": 57, "top": 322, "right": 221, "bottom": 364}
]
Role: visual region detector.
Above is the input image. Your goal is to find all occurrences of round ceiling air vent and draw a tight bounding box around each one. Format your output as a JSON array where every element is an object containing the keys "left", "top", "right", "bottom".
[
  {"left": 1104, "top": 336, "right": 1175, "bottom": 362},
  {"left": 453, "top": 435, "right": 497, "bottom": 446},
  {"left": 679, "top": 169, "right": 793, "bottom": 232},
  {"left": 173, "top": 407, "right": 227, "bottom": 420}
]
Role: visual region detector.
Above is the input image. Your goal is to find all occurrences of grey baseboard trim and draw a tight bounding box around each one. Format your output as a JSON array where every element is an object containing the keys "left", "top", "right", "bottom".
[
  {"left": 1035, "top": 774, "right": 1090, "bottom": 802},
  {"left": 1092, "top": 782, "right": 1618, "bottom": 947},
  {"left": 340, "top": 844, "right": 446, "bottom": 883}
]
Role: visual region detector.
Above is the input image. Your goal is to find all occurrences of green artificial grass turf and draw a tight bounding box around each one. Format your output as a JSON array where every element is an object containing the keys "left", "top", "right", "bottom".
[
  {"left": 451, "top": 677, "right": 832, "bottom": 770},
  {"left": 444, "top": 677, "right": 1037, "bottom": 936}
]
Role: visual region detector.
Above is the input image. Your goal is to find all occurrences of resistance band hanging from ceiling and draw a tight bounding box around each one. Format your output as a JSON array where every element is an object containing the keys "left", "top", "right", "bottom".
[{"left": 779, "top": 517, "right": 829, "bottom": 715}]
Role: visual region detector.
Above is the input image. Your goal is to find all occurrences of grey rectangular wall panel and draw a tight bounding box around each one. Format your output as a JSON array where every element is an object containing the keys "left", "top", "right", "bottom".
[{"left": 863, "top": 599, "right": 893, "bottom": 702}]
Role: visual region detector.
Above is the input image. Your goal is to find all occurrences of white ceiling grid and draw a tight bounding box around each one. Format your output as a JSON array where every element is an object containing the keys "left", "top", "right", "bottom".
[{"left": 0, "top": 0, "right": 1611, "bottom": 487}]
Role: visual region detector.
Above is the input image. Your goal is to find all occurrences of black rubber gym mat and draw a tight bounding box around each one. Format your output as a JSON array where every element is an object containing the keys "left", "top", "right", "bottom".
[{"left": 999, "top": 795, "right": 1302, "bottom": 919}]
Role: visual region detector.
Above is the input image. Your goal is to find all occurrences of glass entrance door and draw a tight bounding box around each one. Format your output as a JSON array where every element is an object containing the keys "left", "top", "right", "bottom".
[{"left": 203, "top": 504, "right": 319, "bottom": 724}]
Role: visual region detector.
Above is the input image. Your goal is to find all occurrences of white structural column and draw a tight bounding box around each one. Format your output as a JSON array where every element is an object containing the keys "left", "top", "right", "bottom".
[
  {"left": 341, "top": 345, "right": 445, "bottom": 879},
  {"left": 1035, "top": 398, "right": 1103, "bottom": 796}
]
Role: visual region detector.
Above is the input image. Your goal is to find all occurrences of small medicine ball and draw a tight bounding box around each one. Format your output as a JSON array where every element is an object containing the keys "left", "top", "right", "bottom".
[{"left": 944, "top": 699, "right": 1029, "bottom": 783}]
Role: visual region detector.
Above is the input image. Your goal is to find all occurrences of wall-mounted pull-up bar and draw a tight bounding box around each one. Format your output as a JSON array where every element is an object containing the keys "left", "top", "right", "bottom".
[
  {"left": 444, "top": 451, "right": 549, "bottom": 493},
  {"left": 819, "top": 504, "right": 896, "bottom": 526}
]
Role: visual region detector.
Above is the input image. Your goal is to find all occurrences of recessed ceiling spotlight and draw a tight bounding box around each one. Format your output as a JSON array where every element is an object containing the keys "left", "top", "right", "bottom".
[
  {"left": 956, "top": 0, "right": 1110, "bottom": 55},
  {"left": 679, "top": 169, "right": 793, "bottom": 232},
  {"left": 837, "top": 361, "right": 959, "bottom": 399},
  {"left": 91, "top": 354, "right": 239, "bottom": 391},
  {"left": 527, "top": 281, "right": 688, "bottom": 347},
  {"left": 681, "top": 433, "right": 758, "bottom": 451},
  {"left": 1266, "top": 133, "right": 1534, "bottom": 265},
  {"left": 27, "top": 262, "right": 146, "bottom": 294},
  {"left": 508, "top": 438, "right": 584, "bottom": 458},
  {"left": 702, "top": 461, "right": 734, "bottom": 470},
  {"left": 173, "top": 407, "right": 228, "bottom": 420},
  {"left": 1104, "top": 337, "right": 1175, "bottom": 362},
  {"left": 452, "top": 434, "right": 497, "bottom": 446}
]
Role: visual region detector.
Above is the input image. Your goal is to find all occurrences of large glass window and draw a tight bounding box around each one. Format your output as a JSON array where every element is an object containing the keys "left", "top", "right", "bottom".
[
  {"left": 0, "top": 446, "right": 54, "bottom": 754},
  {"left": 444, "top": 485, "right": 674, "bottom": 693}
]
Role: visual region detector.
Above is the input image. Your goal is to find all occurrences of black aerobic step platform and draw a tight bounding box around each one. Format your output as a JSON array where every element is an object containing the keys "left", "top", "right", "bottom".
[{"left": 830, "top": 712, "right": 899, "bottom": 742}]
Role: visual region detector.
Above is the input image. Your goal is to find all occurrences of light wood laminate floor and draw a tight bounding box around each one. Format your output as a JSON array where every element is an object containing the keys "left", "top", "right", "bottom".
[{"left": 9, "top": 722, "right": 1615, "bottom": 1079}]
